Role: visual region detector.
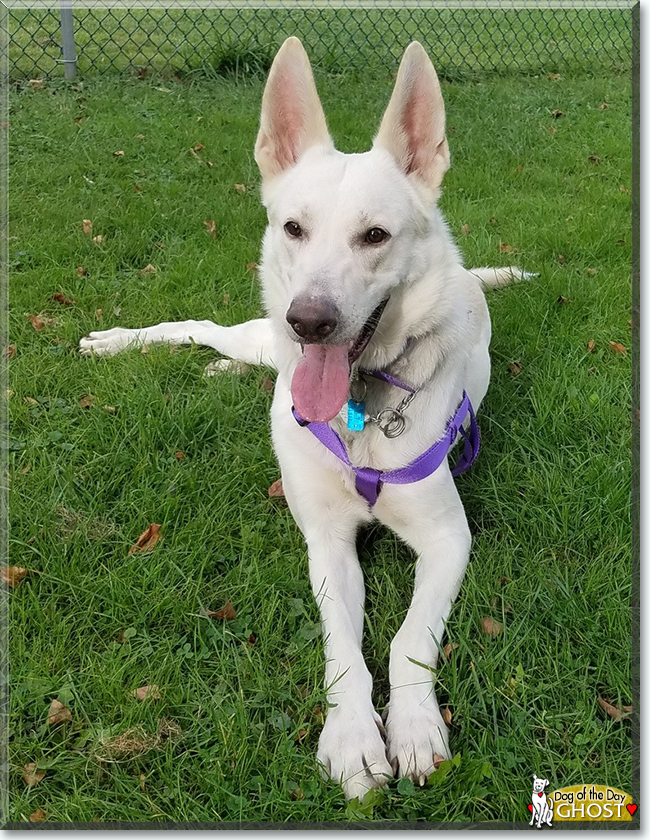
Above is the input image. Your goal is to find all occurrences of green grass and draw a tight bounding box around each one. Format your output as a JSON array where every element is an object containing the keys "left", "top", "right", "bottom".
[{"left": 7, "top": 68, "right": 632, "bottom": 824}]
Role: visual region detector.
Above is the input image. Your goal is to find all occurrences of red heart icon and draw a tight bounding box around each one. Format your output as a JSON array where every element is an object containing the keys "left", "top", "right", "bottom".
[
  {"left": 528, "top": 804, "right": 533, "bottom": 813},
  {"left": 538, "top": 792, "right": 544, "bottom": 797},
  {"left": 627, "top": 804, "right": 637, "bottom": 816}
]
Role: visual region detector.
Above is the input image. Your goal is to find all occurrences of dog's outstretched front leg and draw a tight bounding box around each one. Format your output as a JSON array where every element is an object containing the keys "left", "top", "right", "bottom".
[
  {"left": 375, "top": 474, "right": 471, "bottom": 785},
  {"left": 79, "top": 318, "right": 277, "bottom": 369}
]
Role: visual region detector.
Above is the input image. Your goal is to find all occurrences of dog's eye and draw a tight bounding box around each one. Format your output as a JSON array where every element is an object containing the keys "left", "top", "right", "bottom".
[
  {"left": 284, "top": 221, "right": 303, "bottom": 238},
  {"left": 365, "top": 227, "right": 389, "bottom": 244}
]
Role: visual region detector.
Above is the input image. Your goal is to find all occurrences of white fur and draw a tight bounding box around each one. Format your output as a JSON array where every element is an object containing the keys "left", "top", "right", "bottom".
[{"left": 80, "top": 38, "right": 531, "bottom": 801}]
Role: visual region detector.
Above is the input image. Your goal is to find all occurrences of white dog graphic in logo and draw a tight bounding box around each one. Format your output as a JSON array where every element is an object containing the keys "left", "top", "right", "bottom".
[{"left": 530, "top": 774, "right": 553, "bottom": 828}]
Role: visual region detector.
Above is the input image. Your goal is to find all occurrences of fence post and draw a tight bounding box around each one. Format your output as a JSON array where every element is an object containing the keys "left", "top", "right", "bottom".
[{"left": 59, "top": 0, "right": 77, "bottom": 80}]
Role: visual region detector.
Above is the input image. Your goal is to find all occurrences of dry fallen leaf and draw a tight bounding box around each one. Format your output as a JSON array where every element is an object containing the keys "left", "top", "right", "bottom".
[
  {"left": 48, "top": 698, "right": 72, "bottom": 726},
  {"left": 136, "top": 133, "right": 146, "bottom": 140},
  {"left": 508, "top": 360, "right": 523, "bottom": 376},
  {"left": 481, "top": 616, "right": 502, "bottom": 637},
  {"left": 203, "top": 220, "right": 217, "bottom": 238},
  {"left": 3, "top": 344, "right": 16, "bottom": 359},
  {"left": 556, "top": 295, "right": 571, "bottom": 304},
  {"left": 1, "top": 566, "right": 28, "bottom": 587},
  {"left": 76, "top": 265, "right": 87, "bottom": 276},
  {"left": 28, "top": 79, "right": 45, "bottom": 90},
  {"left": 139, "top": 263, "right": 156, "bottom": 276},
  {"left": 586, "top": 267, "right": 597, "bottom": 276},
  {"left": 598, "top": 696, "right": 632, "bottom": 720},
  {"left": 588, "top": 154, "right": 601, "bottom": 165},
  {"left": 551, "top": 109, "right": 565, "bottom": 118},
  {"left": 290, "top": 787, "right": 305, "bottom": 800},
  {"left": 193, "top": 142, "right": 204, "bottom": 152},
  {"left": 548, "top": 73, "right": 562, "bottom": 81},
  {"left": 461, "top": 224, "right": 470, "bottom": 234},
  {"left": 587, "top": 339, "right": 596, "bottom": 353},
  {"left": 83, "top": 219, "right": 93, "bottom": 235},
  {"left": 433, "top": 754, "right": 446, "bottom": 770},
  {"left": 103, "top": 405, "right": 117, "bottom": 414},
  {"left": 248, "top": 632, "right": 257, "bottom": 645},
  {"left": 599, "top": 102, "right": 610, "bottom": 110},
  {"left": 489, "top": 217, "right": 498, "bottom": 225},
  {"left": 129, "top": 523, "right": 162, "bottom": 555},
  {"left": 498, "top": 576, "right": 510, "bottom": 585},
  {"left": 268, "top": 479, "right": 284, "bottom": 498},
  {"left": 52, "top": 292, "right": 76, "bottom": 306},
  {"left": 92, "top": 234, "right": 106, "bottom": 245},
  {"left": 499, "top": 242, "right": 516, "bottom": 254},
  {"left": 619, "top": 185, "right": 628, "bottom": 193},
  {"left": 95, "top": 308, "right": 103, "bottom": 320},
  {"left": 557, "top": 254, "right": 566, "bottom": 265},
  {"left": 443, "top": 642, "right": 459, "bottom": 659},
  {"left": 78, "top": 394, "right": 96, "bottom": 409},
  {"left": 609, "top": 341, "right": 627, "bottom": 355},
  {"left": 132, "top": 684, "right": 161, "bottom": 702},
  {"left": 29, "top": 809, "right": 47, "bottom": 822},
  {"left": 261, "top": 377, "right": 274, "bottom": 392},
  {"left": 22, "top": 763, "right": 45, "bottom": 787},
  {"left": 113, "top": 150, "right": 125, "bottom": 158},
  {"left": 175, "top": 451, "right": 184, "bottom": 460},
  {"left": 28, "top": 314, "right": 45, "bottom": 331},
  {"left": 442, "top": 707, "right": 453, "bottom": 726},
  {"left": 213, "top": 601, "right": 237, "bottom": 620},
  {"left": 234, "top": 183, "right": 247, "bottom": 193},
  {"left": 246, "top": 262, "right": 258, "bottom": 272}
]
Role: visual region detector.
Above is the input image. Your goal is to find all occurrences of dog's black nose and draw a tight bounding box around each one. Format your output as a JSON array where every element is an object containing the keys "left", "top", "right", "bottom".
[{"left": 286, "top": 297, "right": 339, "bottom": 342}]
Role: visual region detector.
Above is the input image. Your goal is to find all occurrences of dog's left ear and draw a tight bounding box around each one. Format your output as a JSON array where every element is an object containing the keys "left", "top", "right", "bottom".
[{"left": 373, "top": 42, "right": 449, "bottom": 194}]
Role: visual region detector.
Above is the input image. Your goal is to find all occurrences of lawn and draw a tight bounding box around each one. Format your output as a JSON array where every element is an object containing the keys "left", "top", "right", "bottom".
[{"left": 7, "top": 65, "right": 632, "bottom": 824}]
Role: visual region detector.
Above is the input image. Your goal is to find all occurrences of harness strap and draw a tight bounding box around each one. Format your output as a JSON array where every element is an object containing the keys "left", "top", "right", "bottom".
[{"left": 292, "top": 391, "right": 480, "bottom": 506}]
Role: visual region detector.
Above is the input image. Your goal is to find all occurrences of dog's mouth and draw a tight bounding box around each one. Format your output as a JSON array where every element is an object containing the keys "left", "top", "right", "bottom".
[{"left": 291, "top": 298, "right": 388, "bottom": 423}]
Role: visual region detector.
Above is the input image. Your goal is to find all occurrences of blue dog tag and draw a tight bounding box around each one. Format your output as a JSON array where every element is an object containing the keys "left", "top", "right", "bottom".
[{"left": 347, "top": 399, "right": 365, "bottom": 431}]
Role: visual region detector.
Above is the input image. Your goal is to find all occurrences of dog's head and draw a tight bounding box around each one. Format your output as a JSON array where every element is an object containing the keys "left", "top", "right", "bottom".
[
  {"left": 254, "top": 37, "right": 451, "bottom": 422},
  {"left": 532, "top": 774, "right": 550, "bottom": 794}
]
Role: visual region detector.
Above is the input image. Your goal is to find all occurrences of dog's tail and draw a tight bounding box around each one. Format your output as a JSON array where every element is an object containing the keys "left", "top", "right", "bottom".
[{"left": 469, "top": 266, "right": 537, "bottom": 290}]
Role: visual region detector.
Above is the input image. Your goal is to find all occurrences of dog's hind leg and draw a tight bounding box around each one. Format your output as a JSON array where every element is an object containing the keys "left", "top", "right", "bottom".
[
  {"left": 374, "top": 473, "right": 471, "bottom": 785},
  {"left": 79, "top": 318, "right": 277, "bottom": 369}
]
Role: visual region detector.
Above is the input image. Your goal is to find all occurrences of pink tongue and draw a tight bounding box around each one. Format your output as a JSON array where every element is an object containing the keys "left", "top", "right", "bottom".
[{"left": 291, "top": 344, "right": 350, "bottom": 422}]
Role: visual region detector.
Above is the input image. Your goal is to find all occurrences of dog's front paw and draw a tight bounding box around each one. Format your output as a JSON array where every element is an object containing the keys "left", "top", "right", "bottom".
[
  {"left": 318, "top": 705, "right": 393, "bottom": 800},
  {"left": 385, "top": 698, "right": 451, "bottom": 785},
  {"left": 79, "top": 327, "right": 139, "bottom": 357}
]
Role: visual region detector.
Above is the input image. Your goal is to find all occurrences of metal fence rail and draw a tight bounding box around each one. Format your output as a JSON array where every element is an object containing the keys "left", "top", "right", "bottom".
[{"left": 7, "top": 3, "right": 634, "bottom": 81}]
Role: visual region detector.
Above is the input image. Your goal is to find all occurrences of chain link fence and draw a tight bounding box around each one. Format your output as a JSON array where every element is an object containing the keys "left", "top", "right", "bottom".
[{"left": 6, "top": 3, "right": 634, "bottom": 82}]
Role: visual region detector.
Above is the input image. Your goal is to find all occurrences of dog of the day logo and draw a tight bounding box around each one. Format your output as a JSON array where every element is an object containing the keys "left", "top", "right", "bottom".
[{"left": 527, "top": 775, "right": 636, "bottom": 826}]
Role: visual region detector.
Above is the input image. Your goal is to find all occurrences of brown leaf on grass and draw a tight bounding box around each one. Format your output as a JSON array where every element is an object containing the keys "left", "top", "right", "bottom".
[
  {"left": 246, "top": 262, "right": 258, "bottom": 272},
  {"left": 79, "top": 394, "right": 96, "bottom": 409},
  {"left": 587, "top": 339, "right": 596, "bottom": 353},
  {"left": 129, "top": 523, "right": 161, "bottom": 555},
  {"left": 3, "top": 344, "right": 16, "bottom": 359},
  {"left": 550, "top": 109, "right": 564, "bottom": 118},
  {"left": 136, "top": 133, "right": 146, "bottom": 140},
  {"left": 598, "top": 696, "right": 632, "bottom": 720},
  {"left": 586, "top": 267, "right": 597, "bottom": 276},
  {"left": 442, "top": 707, "right": 453, "bottom": 726},
  {"left": 248, "top": 632, "right": 257, "bottom": 646},
  {"left": 92, "top": 234, "right": 106, "bottom": 245},
  {"left": 290, "top": 786, "right": 305, "bottom": 800},
  {"left": 22, "top": 763, "right": 45, "bottom": 787},
  {"left": 481, "top": 616, "right": 502, "bottom": 637},
  {"left": 211, "top": 601, "right": 237, "bottom": 620},
  {"left": 203, "top": 220, "right": 217, "bottom": 238},
  {"left": 499, "top": 242, "right": 516, "bottom": 254},
  {"left": 83, "top": 219, "right": 93, "bottom": 235},
  {"left": 137, "top": 67, "right": 148, "bottom": 79},
  {"left": 52, "top": 292, "right": 76, "bottom": 306},
  {"left": 139, "top": 263, "right": 156, "bottom": 276},
  {"left": 28, "top": 314, "right": 45, "bottom": 331},
  {"left": 95, "top": 308, "right": 103, "bottom": 320},
  {"left": 28, "top": 79, "right": 45, "bottom": 90},
  {"left": 443, "top": 642, "right": 459, "bottom": 659},
  {"left": 508, "top": 360, "right": 523, "bottom": 376},
  {"left": 588, "top": 154, "right": 601, "bottom": 165},
  {"left": 557, "top": 295, "right": 571, "bottom": 304},
  {"left": 29, "top": 809, "right": 47, "bottom": 822},
  {"left": 193, "top": 142, "right": 204, "bottom": 152},
  {"left": 609, "top": 341, "right": 627, "bottom": 355},
  {"left": 498, "top": 576, "right": 510, "bottom": 585},
  {"left": 619, "top": 184, "right": 628, "bottom": 193},
  {"left": 261, "top": 377, "right": 274, "bottom": 392},
  {"left": 489, "top": 217, "right": 498, "bottom": 225},
  {"left": 76, "top": 265, "right": 87, "bottom": 276},
  {"left": 557, "top": 254, "right": 566, "bottom": 265},
  {"left": 175, "top": 451, "right": 184, "bottom": 460},
  {"left": 460, "top": 224, "right": 470, "bottom": 234},
  {"left": 268, "top": 479, "right": 284, "bottom": 498},
  {"left": 103, "top": 405, "right": 117, "bottom": 414},
  {"left": 234, "top": 183, "right": 247, "bottom": 193},
  {"left": 132, "top": 684, "right": 161, "bottom": 702},
  {"left": 48, "top": 698, "right": 72, "bottom": 725},
  {"left": 1, "top": 566, "right": 28, "bottom": 587},
  {"left": 113, "top": 150, "right": 125, "bottom": 158},
  {"left": 599, "top": 102, "right": 610, "bottom": 110},
  {"left": 548, "top": 73, "right": 562, "bottom": 81},
  {"left": 433, "top": 754, "right": 446, "bottom": 770}
]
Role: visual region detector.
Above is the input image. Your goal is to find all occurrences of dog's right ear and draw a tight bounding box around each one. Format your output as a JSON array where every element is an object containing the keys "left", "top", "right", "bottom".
[{"left": 254, "top": 37, "right": 332, "bottom": 181}]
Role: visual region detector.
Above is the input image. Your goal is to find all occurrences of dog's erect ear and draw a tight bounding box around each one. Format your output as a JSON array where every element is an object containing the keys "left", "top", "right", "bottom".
[
  {"left": 373, "top": 42, "right": 449, "bottom": 193},
  {"left": 255, "top": 37, "right": 332, "bottom": 181},
  {"left": 544, "top": 780, "right": 549, "bottom": 788},
  {"left": 533, "top": 774, "right": 538, "bottom": 781}
]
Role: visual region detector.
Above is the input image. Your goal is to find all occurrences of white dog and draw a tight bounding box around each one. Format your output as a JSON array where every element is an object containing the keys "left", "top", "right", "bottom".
[
  {"left": 530, "top": 775, "right": 553, "bottom": 828},
  {"left": 80, "top": 38, "right": 530, "bottom": 800}
]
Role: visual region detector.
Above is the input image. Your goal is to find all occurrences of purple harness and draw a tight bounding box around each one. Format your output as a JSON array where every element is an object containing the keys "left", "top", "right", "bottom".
[{"left": 292, "top": 371, "right": 481, "bottom": 506}]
